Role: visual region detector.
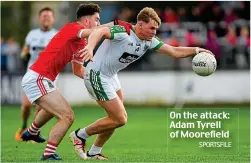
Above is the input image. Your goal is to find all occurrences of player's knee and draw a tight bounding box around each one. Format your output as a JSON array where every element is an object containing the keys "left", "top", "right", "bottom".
[
  {"left": 22, "top": 103, "right": 32, "bottom": 110},
  {"left": 62, "top": 110, "right": 75, "bottom": 124},
  {"left": 115, "top": 114, "right": 127, "bottom": 127}
]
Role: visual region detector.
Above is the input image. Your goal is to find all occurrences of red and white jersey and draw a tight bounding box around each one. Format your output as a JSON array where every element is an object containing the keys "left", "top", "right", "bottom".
[{"left": 30, "top": 22, "right": 86, "bottom": 81}]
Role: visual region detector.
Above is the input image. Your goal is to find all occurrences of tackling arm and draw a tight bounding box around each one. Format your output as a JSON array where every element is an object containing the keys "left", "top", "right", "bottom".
[
  {"left": 72, "top": 24, "right": 114, "bottom": 79},
  {"left": 71, "top": 28, "right": 111, "bottom": 79},
  {"left": 86, "top": 27, "right": 112, "bottom": 51},
  {"left": 79, "top": 20, "right": 126, "bottom": 39},
  {"left": 71, "top": 60, "right": 85, "bottom": 79}
]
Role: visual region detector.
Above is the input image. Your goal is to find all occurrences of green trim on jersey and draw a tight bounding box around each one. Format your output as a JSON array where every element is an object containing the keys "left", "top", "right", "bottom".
[
  {"left": 90, "top": 69, "right": 109, "bottom": 101},
  {"left": 152, "top": 42, "right": 164, "bottom": 51},
  {"left": 154, "top": 36, "right": 162, "bottom": 41},
  {"left": 109, "top": 25, "right": 127, "bottom": 39}
]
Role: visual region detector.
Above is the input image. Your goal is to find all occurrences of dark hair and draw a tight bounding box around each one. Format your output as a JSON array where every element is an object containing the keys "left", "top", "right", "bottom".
[
  {"left": 76, "top": 3, "right": 101, "bottom": 20},
  {"left": 39, "top": 7, "right": 54, "bottom": 16}
]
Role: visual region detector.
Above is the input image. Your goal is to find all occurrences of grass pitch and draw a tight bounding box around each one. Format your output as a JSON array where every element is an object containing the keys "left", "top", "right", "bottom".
[{"left": 1, "top": 105, "right": 250, "bottom": 162}]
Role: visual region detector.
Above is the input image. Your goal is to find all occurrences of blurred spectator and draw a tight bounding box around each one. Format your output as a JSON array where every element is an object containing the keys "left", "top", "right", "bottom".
[
  {"left": 4, "top": 37, "right": 20, "bottom": 72},
  {"left": 220, "top": 1, "right": 243, "bottom": 11},
  {"left": 185, "top": 31, "right": 198, "bottom": 47},
  {"left": 153, "top": 8, "right": 161, "bottom": 17},
  {"left": 214, "top": 22, "right": 227, "bottom": 37},
  {"left": 236, "top": 1, "right": 250, "bottom": 20},
  {"left": 1, "top": 37, "right": 8, "bottom": 71},
  {"left": 236, "top": 27, "right": 250, "bottom": 67},
  {"left": 226, "top": 27, "right": 237, "bottom": 46},
  {"left": 154, "top": 7, "right": 164, "bottom": 35},
  {"left": 178, "top": 7, "right": 187, "bottom": 22},
  {"left": 2, "top": 1, "right": 250, "bottom": 71},
  {"left": 220, "top": 27, "right": 238, "bottom": 69},
  {"left": 188, "top": 7, "right": 201, "bottom": 22},
  {"left": 153, "top": 8, "right": 164, "bottom": 22},
  {"left": 163, "top": 7, "right": 178, "bottom": 23},
  {"left": 166, "top": 35, "right": 180, "bottom": 47},
  {"left": 211, "top": 4, "right": 224, "bottom": 22},
  {"left": 224, "top": 8, "right": 238, "bottom": 25},
  {"left": 116, "top": 7, "right": 135, "bottom": 22},
  {"left": 205, "top": 30, "right": 221, "bottom": 66},
  {"left": 198, "top": 1, "right": 214, "bottom": 23},
  {"left": 238, "top": 27, "right": 250, "bottom": 47}
]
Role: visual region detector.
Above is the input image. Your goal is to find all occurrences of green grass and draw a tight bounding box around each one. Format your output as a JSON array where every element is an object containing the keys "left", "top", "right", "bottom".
[{"left": 1, "top": 105, "right": 250, "bottom": 162}]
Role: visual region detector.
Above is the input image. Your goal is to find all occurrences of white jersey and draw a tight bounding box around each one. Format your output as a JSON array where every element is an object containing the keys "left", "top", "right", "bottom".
[
  {"left": 25, "top": 28, "right": 58, "bottom": 69},
  {"left": 86, "top": 25, "right": 164, "bottom": 77}
]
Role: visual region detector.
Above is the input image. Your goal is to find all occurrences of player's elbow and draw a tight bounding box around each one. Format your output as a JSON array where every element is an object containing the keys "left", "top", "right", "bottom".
[
  {"left": 73, "top": 70, "right": 83, "bottom": 79},
  {"left": 72, "top": 67, "right": 84, "bottom": 79},
  {"left": 73, "top": 70, "right": 79, "bottom": 77}
]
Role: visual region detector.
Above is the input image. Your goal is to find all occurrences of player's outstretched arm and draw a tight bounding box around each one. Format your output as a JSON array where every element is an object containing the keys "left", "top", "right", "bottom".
[{"left": 156, "top": 44, "right": 213, "bottom": 58}]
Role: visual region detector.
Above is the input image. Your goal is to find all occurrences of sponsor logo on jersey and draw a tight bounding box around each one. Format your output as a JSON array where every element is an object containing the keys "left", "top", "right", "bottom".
[
  {"left": 32, "top": 46, "right": 45, "bottom": 51},
  {"left": 119, "top": 52, "right": 139, "bottom": 63}
]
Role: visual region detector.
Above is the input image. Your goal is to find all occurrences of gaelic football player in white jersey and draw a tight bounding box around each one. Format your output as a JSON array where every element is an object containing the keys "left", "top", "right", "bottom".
[
  {"left": 69, "top": 7, "right": 213, "bottom": 159},
  {"left": 15, "top": 7, "right": 58, "bottom": 141}
]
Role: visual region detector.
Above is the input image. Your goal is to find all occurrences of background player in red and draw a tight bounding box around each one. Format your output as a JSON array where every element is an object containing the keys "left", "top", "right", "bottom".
[{"left": 21, "top": 3, "right": 103, "bottom": 160}]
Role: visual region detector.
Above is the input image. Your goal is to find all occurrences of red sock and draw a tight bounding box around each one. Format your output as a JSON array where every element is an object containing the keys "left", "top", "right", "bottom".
[
  {"left": 28, "top": 122, "right": 40, "bottom": 135},
  {"left": 44, "top": 142, "right": 58, "bottom": 157}
]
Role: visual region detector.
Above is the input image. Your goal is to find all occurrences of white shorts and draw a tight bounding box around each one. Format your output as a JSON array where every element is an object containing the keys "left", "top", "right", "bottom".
[
  {"left": 22, "top": 70, "right": 57, "bottom": 104},
  {"left": 84, "top": 69, "right": 121, "bottom": 101}
]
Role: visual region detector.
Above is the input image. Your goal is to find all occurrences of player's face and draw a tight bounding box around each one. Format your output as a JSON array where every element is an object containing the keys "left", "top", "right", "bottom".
[
  {"left": 88, "top": 13, "right": 100, "bottom": 28},
  {"left": 141, "top": 19, "right": 159, "bottom": 41},
  {"left": 39, "top": 11, "right": 55, "bottom": 29}
]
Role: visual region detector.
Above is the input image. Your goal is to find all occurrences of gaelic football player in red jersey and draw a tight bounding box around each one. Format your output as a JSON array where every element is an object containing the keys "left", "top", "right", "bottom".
[
  {"left": 20, "top": 3, "right": 114, "bottom": 161},
  {"left": 15, "top": 7, "right": 58, "bottom": 142}
]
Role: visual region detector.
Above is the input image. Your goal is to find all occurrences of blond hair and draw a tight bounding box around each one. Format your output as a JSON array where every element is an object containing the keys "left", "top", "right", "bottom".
[{"left": 137, "top": 7, "right": 161, "bottom": 26}]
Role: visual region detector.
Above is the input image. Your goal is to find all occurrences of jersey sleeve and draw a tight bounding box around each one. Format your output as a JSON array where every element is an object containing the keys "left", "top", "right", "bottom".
[
  {"left": 150, "top": 36, "right": 164, "bottom": 50},
  {"left": 66, "top": 24, "right": 83, "bottom": 39},
  {"left": 24, "top": 31, "right": 32, "bottom": 46},
  {"left": 114, "top": 20, "right": 132, "bottom": 35},
  {"left": 109, "top": 25, "right": 128, "bottom": 41}
]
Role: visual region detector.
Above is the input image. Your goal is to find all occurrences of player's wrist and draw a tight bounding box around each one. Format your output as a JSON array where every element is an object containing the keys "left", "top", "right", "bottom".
[{"left": 86, "top": 44, "right": 95, "bottom": 52}]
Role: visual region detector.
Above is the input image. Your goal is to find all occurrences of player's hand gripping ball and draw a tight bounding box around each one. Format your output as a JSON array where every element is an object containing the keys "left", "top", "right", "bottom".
[{"left": 192, "top": 52, "right": 217, "bottom": 76}]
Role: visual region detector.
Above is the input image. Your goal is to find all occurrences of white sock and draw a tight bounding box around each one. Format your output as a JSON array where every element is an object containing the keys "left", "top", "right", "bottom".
[
  {"left": 77, "top": 128, "right": 89, "bottom": 140},
  {"left": 89, "top": 144, "right": 102, "bottom": 155}
]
